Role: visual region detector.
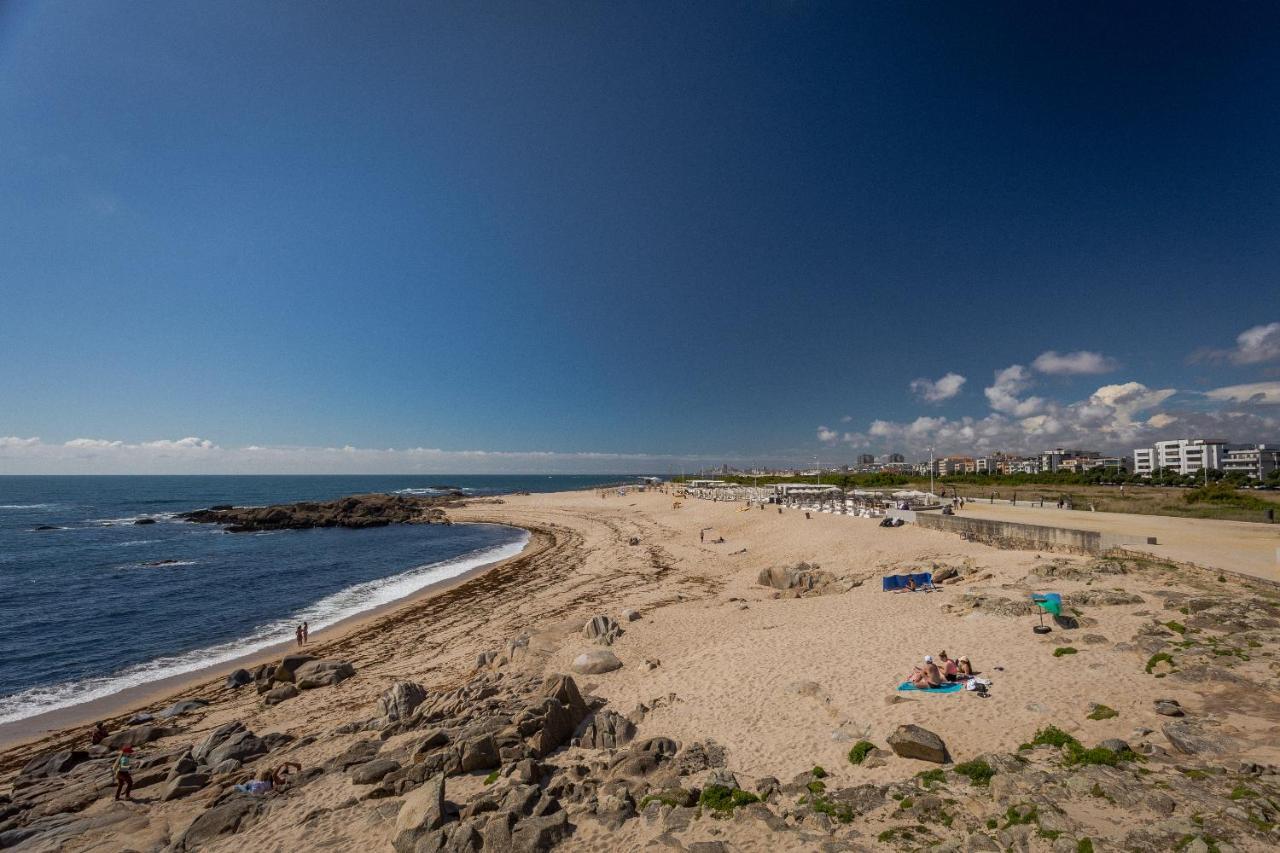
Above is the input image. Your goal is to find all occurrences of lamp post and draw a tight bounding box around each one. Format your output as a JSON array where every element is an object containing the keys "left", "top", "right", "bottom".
[{"left": 929, "top": 446, "right": 935, "bottom": 499}]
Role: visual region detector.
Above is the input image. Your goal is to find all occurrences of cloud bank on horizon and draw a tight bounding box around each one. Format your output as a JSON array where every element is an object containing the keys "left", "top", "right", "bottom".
[
  {"left": 818, "top": 324, "right": 1280, "bottom": 458},
  {"left": 0, "top": 437, "right": 729, "bottom": 475}
]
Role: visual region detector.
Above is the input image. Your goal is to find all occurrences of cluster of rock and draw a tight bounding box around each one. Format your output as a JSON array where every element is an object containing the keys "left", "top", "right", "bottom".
[
  {"left": 179, "top": 493, "right": 454, "bottom": 532},
  {"left": 757, "top": 562, "right": 863, "bottom": 598},
  {"left": 2, "top": 716, "right": 304, "bottom": 850},
  {"left": 222, "top": 654, "right": 356, "bottom": 706}
]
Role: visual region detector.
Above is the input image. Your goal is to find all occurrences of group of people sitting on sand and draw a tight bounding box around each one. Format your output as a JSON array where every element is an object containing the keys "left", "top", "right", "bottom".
[{"left": 908, "top": 650, "right": 974, "bottom": 688}]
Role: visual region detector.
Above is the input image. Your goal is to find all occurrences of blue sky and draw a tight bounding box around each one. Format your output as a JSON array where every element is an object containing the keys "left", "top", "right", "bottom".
[{"left": 1, "top": 1, "right": 1278, "bottom": 473}]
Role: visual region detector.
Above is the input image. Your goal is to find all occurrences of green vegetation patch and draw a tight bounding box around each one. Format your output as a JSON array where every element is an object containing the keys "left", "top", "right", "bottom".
[
  {"left": 1145, "top": 652, "right": 1175, "bottom": 673},
  {"left": 1165, "top": 621, "right": 1187, "bottom": 634},
  {"left": 916, "top": 768, "right": 945, "bottom": 787},
  {"left": 847, "top": 741, "right": 876, "bottom": 766},
  {"left": 483, "top": 770, "right": 499, "bottom": 785},
  {"left": 953, "top": 759, "right": 996, "bottom": 787},
  {"left": 1053, "top": 646, "right": 1078, "bottom": 657},
  {"left": 1077, "top": 840, "right": 1094, "bottom": 853},
  {"left": 698, "top": 785, "right": 759, "bottom": 814},
  {"left": 811, "top": 765, "right": 827, "bottom": 779},
  {"left": 1086, "top": 704, "right": 1119, "bottom": 721}
]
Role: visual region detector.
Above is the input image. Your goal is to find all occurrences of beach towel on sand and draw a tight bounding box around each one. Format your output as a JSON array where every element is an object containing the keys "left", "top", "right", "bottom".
[{"left": 897, "top": 681, "right": 964, "bottom": 693}]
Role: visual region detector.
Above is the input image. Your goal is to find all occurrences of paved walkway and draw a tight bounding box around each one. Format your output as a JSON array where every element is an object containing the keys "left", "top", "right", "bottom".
[{"left": 951, "top": 501, "right": 1280, "bottom": 583}]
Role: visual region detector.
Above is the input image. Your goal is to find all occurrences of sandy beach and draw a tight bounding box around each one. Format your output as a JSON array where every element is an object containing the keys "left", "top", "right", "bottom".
[{"left": 3, "top": 488, "right": 1279, "bottom": 852}]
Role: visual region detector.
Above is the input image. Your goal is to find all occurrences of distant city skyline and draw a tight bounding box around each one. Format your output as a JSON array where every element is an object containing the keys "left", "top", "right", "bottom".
[{"left": 1, "top": 2, "right": 1278, "bottom": 473}]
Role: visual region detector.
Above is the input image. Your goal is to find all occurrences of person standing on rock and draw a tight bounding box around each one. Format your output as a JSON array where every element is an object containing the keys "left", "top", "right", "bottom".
[
  {"left": 113, "top": 746, "right": 135, "bottom": 800},
  {"left": 302, "top": 621, "right": 309, "bottom": 645}
]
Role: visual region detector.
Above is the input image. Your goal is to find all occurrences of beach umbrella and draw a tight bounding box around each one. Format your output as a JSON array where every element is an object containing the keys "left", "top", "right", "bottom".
[{"left": 1030, "top": 593, "right": 1061, "bottom": 634}]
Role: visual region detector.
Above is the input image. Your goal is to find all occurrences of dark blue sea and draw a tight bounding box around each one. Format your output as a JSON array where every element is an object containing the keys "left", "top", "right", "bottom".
[{"left": 0, "top": 475, "right": 634, "bottom": 725}]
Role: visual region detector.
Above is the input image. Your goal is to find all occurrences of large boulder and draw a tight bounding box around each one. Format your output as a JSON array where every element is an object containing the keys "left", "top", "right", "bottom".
[
  {"left": 571, "top": 650, "right": 622, "bottom": 675},
  {"left": 886, "top": 724, "right": 948, "bottom": 763},
  {"left": 262, "top": 684, "right": 299, "bottom": 705},
  {"left": 351, "top": 758, "right": 400, "bottom": 784},
  {"left": 273, "top": 654, "right": 317, "bottom": 683},
  {"left": 295, "top": 659, "right": 355, "bottom": 689},
  {"left": 575, "top": 710, "right": 637, "bottom": 750},
  {"left": 206, "top": 730, "right": 268, "bottom": 766},
  {"left": 756, "top": 562, "right": 854, "bottom": 597},
  {"left": 393, "top": 772, "right": 446, "bottom": 853},
  {"left": 19, "top": 749, "right": 89, "bottom": 779},
  {"left": 192, "top": 721, "right": 246, "bottom": 763},
  {"left": 458, "top": 734, "right": 500, "bottom": 773},
  {"left": 102, "top": 725, "right": 175, "bottom": 750},
  {"left": 159, "top": 699, "right": 209, "bottom": 719},
  {"left": 161, "top": 772, "right": 210, "bottom": 801},
  {"left": 226, "top": 669, "right": 253, "bottom": 689},
  {"left": 174, "top": 799, "right": 261, "bottom": 851},
  {"left": 375, "top": 681, "right": 429, "bottom": 724}
]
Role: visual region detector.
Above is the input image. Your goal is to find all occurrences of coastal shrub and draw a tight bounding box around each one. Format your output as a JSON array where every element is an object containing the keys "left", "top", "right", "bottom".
[
  {"left": 1183, "top": 483, "right": 1270, "bottom": 510},
  {"left": 483, "top": 770, "right": 499, "bottom": 785},
  {"left": 986, "top": 818, "right": 998, "bottom": 830},
  {"left": 806, "top": 779, "right": 826, "bottom": 795},
  {"left": 698, "top": 785, "right": 759, "bottom": 814},
  {"left": 1002, "top": 804, "right": 1039, "bottom": 827},
  {"left": 1053, "top": 646, "right": 1078, "bottom": 657},
  {"left": 811, "top": 765, "right": 828, "bottom": 779},
  {"left": 1086, "top": 704, "right": 1118, "bottom": 721},
  {"left": 1165, "top": 621, "right": 1187, "bottom": 634},
  {"left": 916, "top": 768, "right": 945, "bottom": 787},
  {"left": 953, "top": 759, "right": 996, "bottom": 787},
  {"left": 847, "top": 741, "right": 876, "bottom": 765},
  {"left": 1030, "top": 726, "right": 1079, "bottom": 749},
  {"left": 1145, "top": 652, "right": 1175, "bottom": 673},
  {"left": 1229, "top": 785, "right": 1257, "bottom": 800},
  {"left": 1065, "top": 746, "right": 1133, "bottom": 767},
  {"left": 1077, "top": 840, "right": 1094, "bottom": 853},
  {"left": 810, "top": 794, "right": 854, "bottom": 823}
]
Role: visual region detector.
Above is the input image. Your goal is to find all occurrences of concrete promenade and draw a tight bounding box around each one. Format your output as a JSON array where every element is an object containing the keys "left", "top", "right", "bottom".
[{"left": 948, "top": 501, "right": 1280, "bottom": 583}]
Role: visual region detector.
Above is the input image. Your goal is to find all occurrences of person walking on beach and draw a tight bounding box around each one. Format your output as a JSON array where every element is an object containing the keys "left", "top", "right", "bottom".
[
  {"left": 113, "top": 747, "right": 135, "bottom": 800},
  {"left": 302, "top": 621, "right": 309, "bottom": 645},
  {"left": 295, "top": 625, "right": 303, "bottom": 648}
]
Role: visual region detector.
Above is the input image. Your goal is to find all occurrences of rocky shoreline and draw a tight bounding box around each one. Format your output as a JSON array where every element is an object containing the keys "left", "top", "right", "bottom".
[
  {"left": 3, "top": 489, "right": 1280, "bottom": 852},
  {"left": 178, "top": 493, "right": 459, "bottom": 533}
]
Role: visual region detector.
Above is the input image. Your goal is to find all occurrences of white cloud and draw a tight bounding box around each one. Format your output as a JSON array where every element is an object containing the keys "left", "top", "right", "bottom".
[
  {"left": 0, "top": 437, "right": 737, "bottom": 474},
  {"left": 1228, "top": 322, "right": 1280, "bottom": 365},
  {"left": 64, "top": 438, "right": 124, "bottom": 448},
  {"left": 816, "top": 426, "right": 839, "bottom": 444},
  {"left": 1204, "top": 382, "right": 1280, "bottom": 406},
  {"left": 1032, "top": 350, "right": 1118, "bottom": 375},
  {"left": 984, "top": 365, "right": 1045, "bottom": 416},
  {"left": 1193, "top": 321, "right": 1280, "bottom": 365},
  {"left": 837, "top": 378, "right": 1274, "bottom": 456},
  {"left": 909, "top": 372, "right": 966, "bottom": 403}
]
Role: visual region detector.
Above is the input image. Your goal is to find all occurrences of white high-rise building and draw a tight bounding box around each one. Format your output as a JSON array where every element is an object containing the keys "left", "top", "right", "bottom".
[{"left": 1134, "top": 438, "right": 1227, "bottom": 476}]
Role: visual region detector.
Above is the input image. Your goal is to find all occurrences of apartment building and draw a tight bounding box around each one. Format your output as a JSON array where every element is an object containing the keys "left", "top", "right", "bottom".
[
  {"left": 1222, "top": 445, "right": 1280, "bottom": 480},
  {"left": 1132, "top": 438, "right": 1229, "bottom": 476}
]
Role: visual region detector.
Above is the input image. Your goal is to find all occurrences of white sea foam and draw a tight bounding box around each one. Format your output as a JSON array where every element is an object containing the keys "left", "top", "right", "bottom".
[
  {"left": 0, "top": 531, "right": 529, "bottom": 726},
  {"left": 0, "top": 503, "right": 56, "bottom": 510},
  {"left": 89, "top": 512, "right": 180, "bottom": 525}
]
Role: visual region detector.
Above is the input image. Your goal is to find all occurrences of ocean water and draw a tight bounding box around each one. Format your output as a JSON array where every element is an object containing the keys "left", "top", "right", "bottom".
[{"left": 0, "top": 475, "right": 633, "bottom": 725}]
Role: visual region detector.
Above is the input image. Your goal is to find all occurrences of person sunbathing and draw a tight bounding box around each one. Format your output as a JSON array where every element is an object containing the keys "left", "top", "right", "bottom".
[
  {"left": 904, "top": 576, "right": 917, "bottom": 592},
  {"left": 938, "top": 651, "right": 959, "bottom": 681},
  {"left": 957, "top": 656, "right": 974, "bottom": 677},
  {"left": 910, "top": 655, "right": 943, "bottom": 688}
]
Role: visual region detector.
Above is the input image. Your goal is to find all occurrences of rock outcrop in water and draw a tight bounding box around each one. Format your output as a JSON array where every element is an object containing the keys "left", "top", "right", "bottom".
[{"left": 179, "top": 493, "right": 457, "bottom": 532}]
